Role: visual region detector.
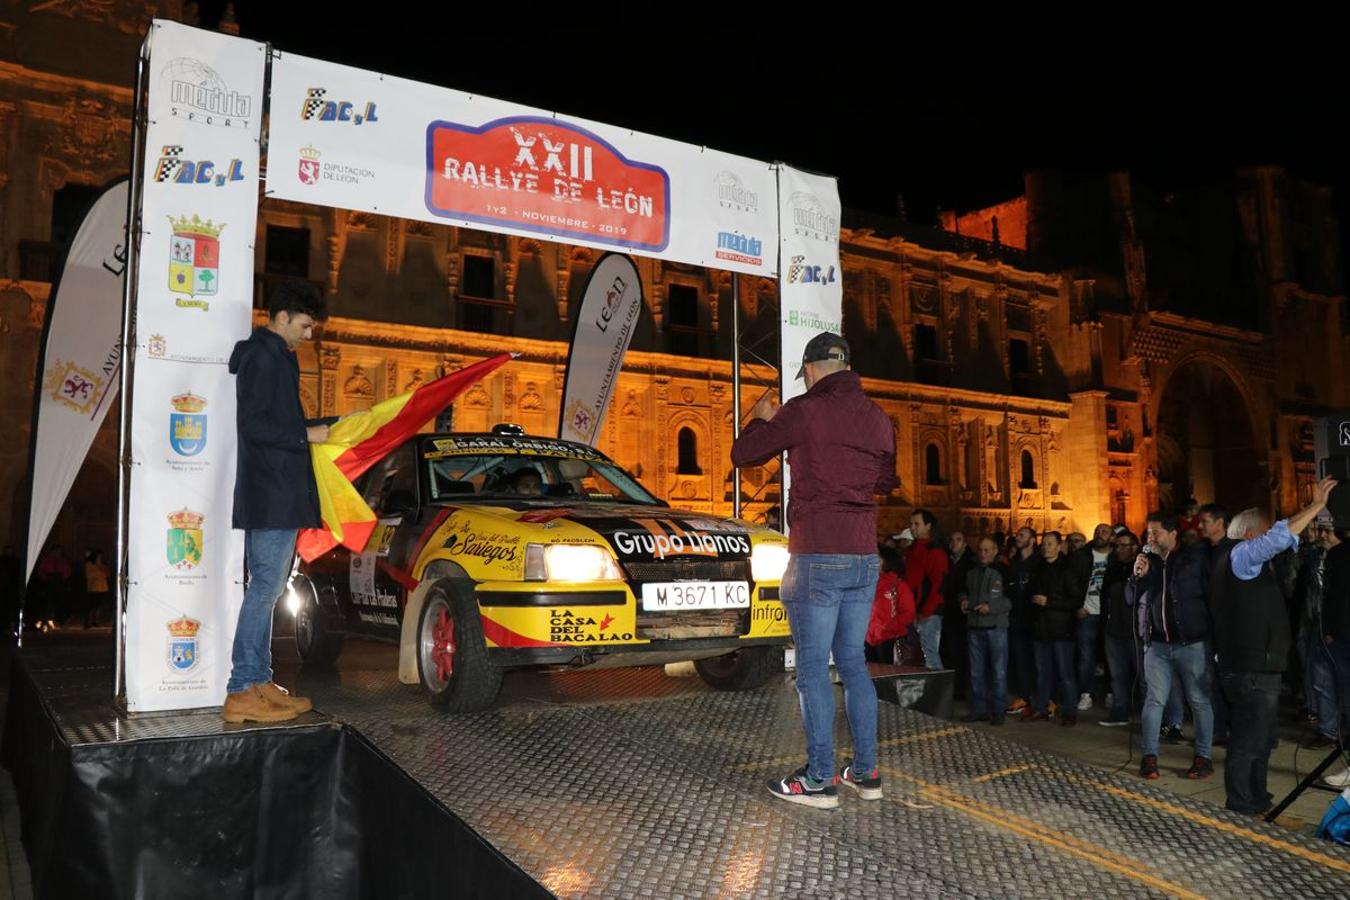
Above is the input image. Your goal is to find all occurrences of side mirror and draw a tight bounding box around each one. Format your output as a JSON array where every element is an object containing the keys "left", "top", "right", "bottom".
[{"left": 382, "top": 489, "right": 419, "bottom": 519}]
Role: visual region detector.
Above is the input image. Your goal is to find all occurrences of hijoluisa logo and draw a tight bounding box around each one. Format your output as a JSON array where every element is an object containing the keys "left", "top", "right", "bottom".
[{"left": 162, "top": 58, "right": 252, "bottom": 128}]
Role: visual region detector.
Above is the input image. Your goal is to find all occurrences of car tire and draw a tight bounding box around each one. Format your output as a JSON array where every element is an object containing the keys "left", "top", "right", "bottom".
[
  {"left": 693, "top": 645, "right": 785, "bottom": 691},
  {"left": 417, "top": 578, "right": 502, "bottom": 712},
  {"left": 294, "top": 578, "right": 344, "bottom": 667}
]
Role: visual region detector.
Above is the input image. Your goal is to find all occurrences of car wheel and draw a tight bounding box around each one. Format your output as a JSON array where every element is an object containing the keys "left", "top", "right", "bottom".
[
  {"left": 294, "top": 578, "right": 344, "bottom": 667},
  {"left": 693, "top": 645, "right": 785, "bottom": 691},
  {"left": 417, "top": 578, "right": 502, "bottom": 712}
]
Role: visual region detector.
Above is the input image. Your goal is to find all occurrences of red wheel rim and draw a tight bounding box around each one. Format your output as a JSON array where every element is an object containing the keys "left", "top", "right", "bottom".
[{"left": 431, "top": 606, "right": 456, "bottom": 683}]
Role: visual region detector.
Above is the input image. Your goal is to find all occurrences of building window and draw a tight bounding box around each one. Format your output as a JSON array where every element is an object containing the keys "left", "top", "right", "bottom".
[
  {"left": 677, "top": 428, "right": 702, "bottom": 475},
  {"left": 1020, "top": 450, "right": 1037, "bottom": 489},
  {"left": 264, "top": 225, "right": 311, "bottom": 278},
  {"left": 1009, "top": 338, "right": 1031, "bottom": 376},
  {"left": 667, "top": 284, "right": 701, "bottom": 356},
  {"left": 915, "top": 324, "right": 940, "bottom": 361},
  {"left": 925, "top": 443, "right": 942, "bottom": 485},
  {"left": 462, "top": 254, "right": 495, "bottom": 299}
]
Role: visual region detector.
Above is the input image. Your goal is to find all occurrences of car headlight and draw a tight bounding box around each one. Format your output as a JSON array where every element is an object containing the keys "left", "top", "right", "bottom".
[
  {"left": 525, "top": 543, "right": 624, "bottom": 582},
  {"left": 283, "top": 581, "right": 302, "bottom": 617},
  {"left": 751, "top": 544, "right": 790, "bottom": 582}
]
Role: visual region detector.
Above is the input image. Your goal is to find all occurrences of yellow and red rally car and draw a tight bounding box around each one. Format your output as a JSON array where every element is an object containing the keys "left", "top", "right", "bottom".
[{"left": 293, "top": 426, "right": 790, "bottom": 711}]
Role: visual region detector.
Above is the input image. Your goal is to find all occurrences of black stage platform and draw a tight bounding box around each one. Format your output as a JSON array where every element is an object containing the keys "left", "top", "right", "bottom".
[{"left": 6, "top": 635, "right": 1350, "bottom": 898}]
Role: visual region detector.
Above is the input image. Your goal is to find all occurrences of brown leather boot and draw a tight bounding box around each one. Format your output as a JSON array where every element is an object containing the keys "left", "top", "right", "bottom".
[
  {"left": 258, "top": 682, "right": 313, "bottom": 715},
  {"left": 223, "top": 685, "right": 300, "bottom": 724}
]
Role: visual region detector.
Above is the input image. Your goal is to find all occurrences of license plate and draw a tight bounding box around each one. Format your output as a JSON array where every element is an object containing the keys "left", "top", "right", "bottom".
[{"left": 640, "top": 581, "right": 750, "bottom": 611}]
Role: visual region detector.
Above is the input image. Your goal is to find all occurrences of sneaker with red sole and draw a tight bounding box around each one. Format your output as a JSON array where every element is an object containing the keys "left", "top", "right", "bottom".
[
  {"left": 1185, "top": 756, "right": 1214, "bottom": 780},
  {"left": 1140, "top": 754, "right": 1159, "bottom": 780},
  {"left": 840, "top": 765, "right": 883, "bottom": 801}
]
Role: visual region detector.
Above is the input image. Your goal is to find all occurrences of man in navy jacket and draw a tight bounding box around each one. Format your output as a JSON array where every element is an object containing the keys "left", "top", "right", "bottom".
[{"left": 223, "top": 283, "right": 335, "bottom": 724}]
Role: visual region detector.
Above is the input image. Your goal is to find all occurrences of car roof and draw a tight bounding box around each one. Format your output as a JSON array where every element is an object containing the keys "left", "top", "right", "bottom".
[{"left": 417, "top": 433, "right": 608, "bottom": 461}]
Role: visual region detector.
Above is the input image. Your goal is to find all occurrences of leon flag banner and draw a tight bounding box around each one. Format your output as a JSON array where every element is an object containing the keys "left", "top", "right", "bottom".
[{"left": 297, "top": 353, "right": 513, "bottom": 562}]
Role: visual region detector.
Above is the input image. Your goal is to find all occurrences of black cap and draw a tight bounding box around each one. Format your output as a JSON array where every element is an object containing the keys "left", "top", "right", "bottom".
[{"left": 795, "top": 332, "right": 850, "bottom": 380}]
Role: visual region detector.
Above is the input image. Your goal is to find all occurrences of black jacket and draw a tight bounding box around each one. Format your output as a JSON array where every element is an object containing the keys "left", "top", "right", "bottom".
[
  {"left": 1005, "top": 550, "right": 1042, "bottom": 629},
  {"left": 229, "top": 328, "right": 331, "bottom": 530},
  {"left": 1101, "top": 557, "right": 1135, "bottom": 641},
  {"left": 1209, "top": 542, "right": 1291, "bottom": 673},
  {"left": 1324, "top": 542, "right": 1350, "bottom": 643},
  {"left": 1128, "top": 543, "right": 1211, "bottom": 645},
  {"left": 1029, "top": 555, "right": 1084, "bottom": 642}
]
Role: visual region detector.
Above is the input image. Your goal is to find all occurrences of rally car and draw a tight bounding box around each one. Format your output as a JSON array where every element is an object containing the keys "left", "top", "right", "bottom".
[{"left": 291, "top": 425, "right": 791, "bottom": 711}]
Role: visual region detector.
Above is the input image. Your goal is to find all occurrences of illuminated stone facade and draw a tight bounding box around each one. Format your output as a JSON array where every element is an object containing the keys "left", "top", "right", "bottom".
[{"left": 3, "top": 5, "right": 1347, "bottom": 562}]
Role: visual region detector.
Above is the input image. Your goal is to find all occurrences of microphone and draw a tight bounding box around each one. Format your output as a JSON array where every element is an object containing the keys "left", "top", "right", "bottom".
[{"left": 1131, "top": 542, "right": 1158, "bottom": 582}]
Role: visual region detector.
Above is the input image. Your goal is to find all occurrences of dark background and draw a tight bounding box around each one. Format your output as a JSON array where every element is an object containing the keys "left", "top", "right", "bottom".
[{"left": 199, "top": 7, "right": 1347, "bottom": 239}]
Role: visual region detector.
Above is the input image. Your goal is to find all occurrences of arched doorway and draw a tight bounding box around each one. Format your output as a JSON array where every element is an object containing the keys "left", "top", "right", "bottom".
[{"left": 1155, "top": 358, "right": 1265, "bottom": 515}]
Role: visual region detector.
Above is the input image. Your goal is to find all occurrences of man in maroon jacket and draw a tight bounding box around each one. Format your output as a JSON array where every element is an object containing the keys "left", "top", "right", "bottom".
[{"left": 732, "top": 332, "right": 897, "bottom": 808}]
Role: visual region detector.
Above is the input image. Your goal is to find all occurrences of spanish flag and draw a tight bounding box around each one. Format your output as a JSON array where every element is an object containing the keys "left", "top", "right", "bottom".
[{"left": 296, "top": 353, "right": 513, "bottom": 562}]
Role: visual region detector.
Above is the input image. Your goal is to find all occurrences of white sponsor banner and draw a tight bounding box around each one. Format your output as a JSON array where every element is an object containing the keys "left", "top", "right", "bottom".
[
  {"left": 27, "top": 180, "right": 128, "bottom": 582},
  {"left": 266, "top": 52, "right": 778, "bottom": 277},
  {"left": 777, "top": 166, "right": 843, "bottom": 526},
  {"left": 125, "top": 20, "right": 265, "bottom": 712},
  {"left": 558, "top": 254, "right": 643, "bottom": 445}
]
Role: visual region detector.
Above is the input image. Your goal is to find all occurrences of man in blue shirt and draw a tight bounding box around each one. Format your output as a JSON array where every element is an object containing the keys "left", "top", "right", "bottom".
[{"left": 1209, "top": 476, "right": 1337, "bottom": 815}]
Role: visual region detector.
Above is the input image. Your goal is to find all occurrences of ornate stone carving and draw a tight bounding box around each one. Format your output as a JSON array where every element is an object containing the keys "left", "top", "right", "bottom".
[
  {"left": 519, "top": 382, "right": 543, "bottom": 411},
  {"left": 44, "top": 97, "right": 126, "bottom": 168},
  {"left": 464, "top": 381, "right": 490, "bottom": 407},
  {"left": 343, "top": 365, "right": 374, "bottom": 398},
  {"left": 402, "top": 369, "right": 426, "bottom": 393},
  {"left": 29, "top": 1, "right": 156, "bottom": 36}
]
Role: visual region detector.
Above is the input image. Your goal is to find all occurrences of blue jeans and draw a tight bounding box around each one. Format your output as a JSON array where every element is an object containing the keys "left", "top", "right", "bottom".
[
  {"left": 1104, "top": 635, "right": 1140, "bottom": 720},
  {"left": 916, "top": 614, "right": 943, "bottom": 669},
  {"left": 1009, "top": 623, "right": 1036, "bottom": 701},
  {"left": 781, "top": 553, "right": 880, "bottom": 783},
  {"left": 1076, "top": 614, "right": 1101, "bottom": 697},
  {"left": 1165, "top": 671, "right": 1184, "bottom": 727},
  {"left": 1303, "top": 627, "right": 1339, "bottom": 737},
  {"left": 967, "top": 628, "right": 1009, "bottom": 717},
  {"left": 1033, "top": 640, "right": 1076, "bottom": 714},
  {"left": 226, "top": 528, "right": 297, "bottom": 694},
  {"left": 1141, "top": 641, "right": 1213, "bottom": 757},
  {"left": 1328, "top": 638, "right": 1350, "bottom": 737}
]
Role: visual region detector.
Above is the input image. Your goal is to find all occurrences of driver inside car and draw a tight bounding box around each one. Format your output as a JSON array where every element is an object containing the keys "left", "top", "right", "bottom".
[{"left": 507, "top": 467, "right": 544, "bottom": 497}]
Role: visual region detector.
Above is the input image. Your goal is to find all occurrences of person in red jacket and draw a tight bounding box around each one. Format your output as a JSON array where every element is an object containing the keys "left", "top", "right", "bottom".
[
  {"left": 731, "top": 332, "right": 897, "bottom": 809},
  {"left": 867, "top": 546, "right": 916, "bottom": 661},
  {"left": 906, "top": 509, "right": 950, "bottom": 669}
]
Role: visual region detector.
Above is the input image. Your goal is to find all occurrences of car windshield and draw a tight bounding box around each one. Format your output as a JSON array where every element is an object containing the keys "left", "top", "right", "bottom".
[{"left": 423, "top": 439, "right": 662, "bottom": 506}]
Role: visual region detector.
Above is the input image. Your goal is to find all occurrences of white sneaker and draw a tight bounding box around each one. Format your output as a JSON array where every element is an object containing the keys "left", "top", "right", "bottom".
[
  {"left": 1077, "top": 692, "right": 1093, "bottom": 711},
  {"left": 1323, "top": 767, "right": 1350, "bottom": 789}
]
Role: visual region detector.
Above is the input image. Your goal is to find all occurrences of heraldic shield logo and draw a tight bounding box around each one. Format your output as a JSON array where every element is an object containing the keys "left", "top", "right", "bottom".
[
  {"left": 168, "top": 214, "right": 223, "bottom": 297},
  {"left": 169, "top": 392, "right": 207, "bottom": 457},
  {"left": 166, "top": 508, "right": 205, "bottom": 570},
  {"left": 167, "top": 615, "right": 201, "bottom": 674}
]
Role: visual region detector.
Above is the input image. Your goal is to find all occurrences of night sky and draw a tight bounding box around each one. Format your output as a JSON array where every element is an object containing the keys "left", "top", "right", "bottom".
[{"left": 206, "top": 6, "right": 1348, "bottom": 235}]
